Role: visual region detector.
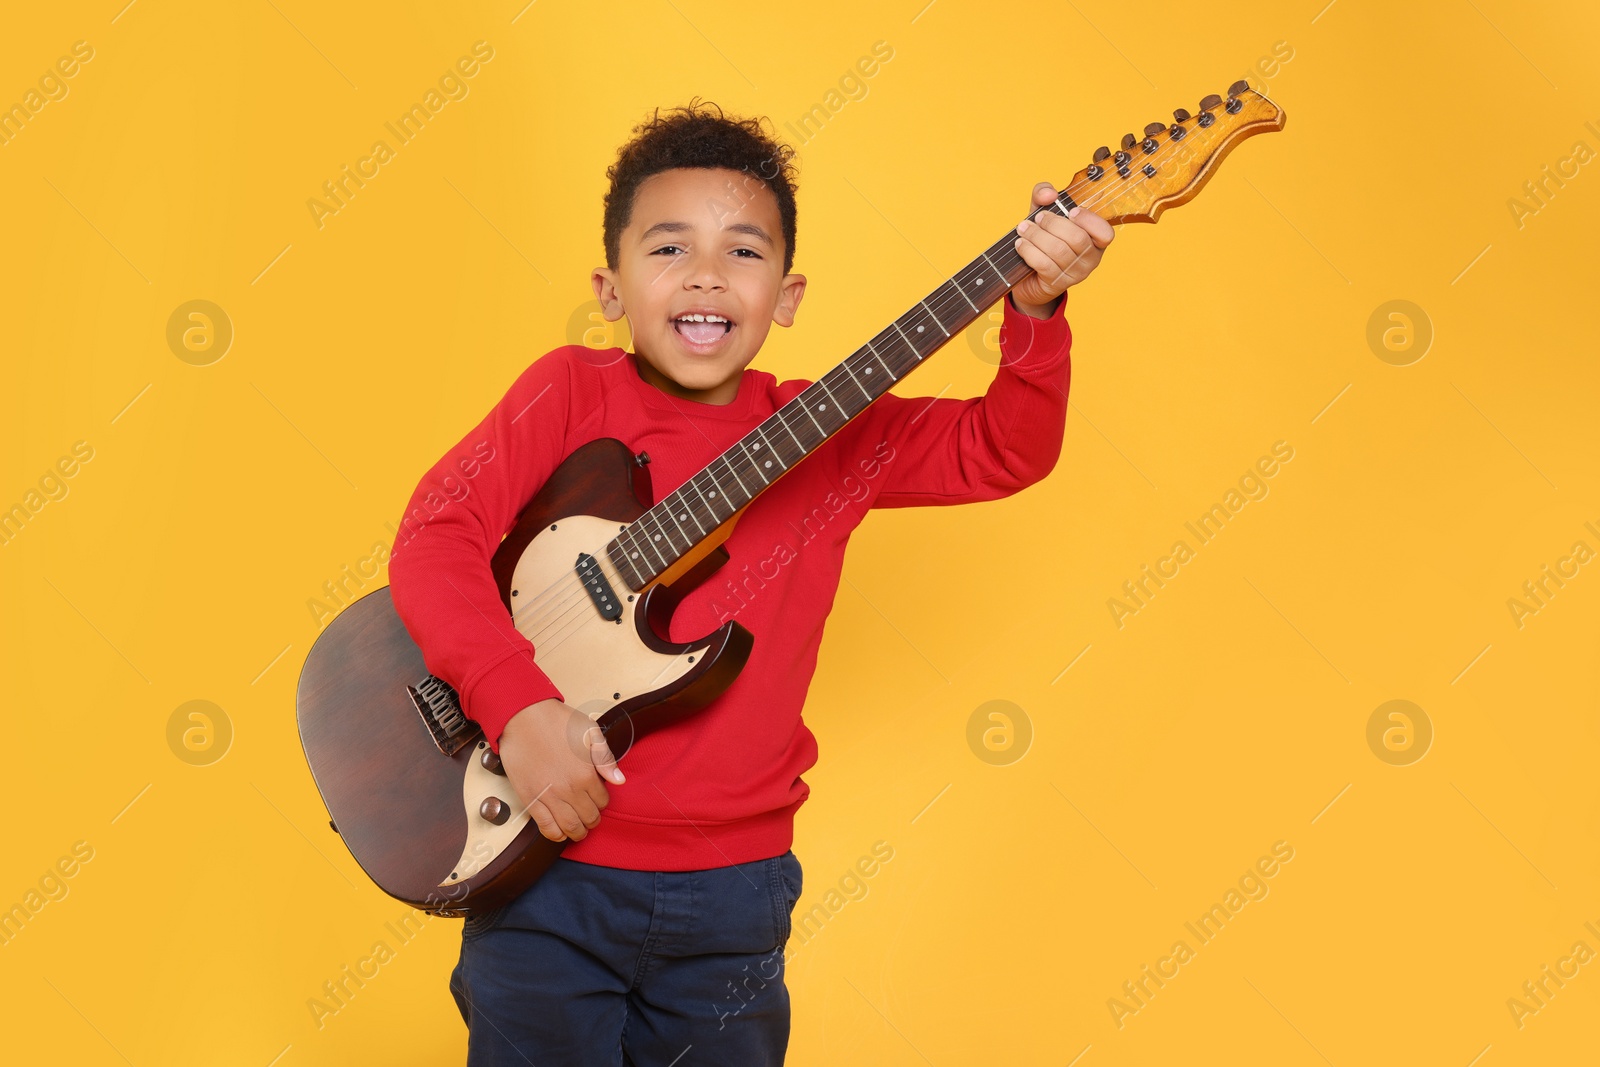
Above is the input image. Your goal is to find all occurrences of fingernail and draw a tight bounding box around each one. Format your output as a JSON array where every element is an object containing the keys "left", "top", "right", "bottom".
[
  {"left": 1068, "top": 206, "right": 1081, "bottom": 218},
  {"left": 1017, "top": 220, "right": 1030, "bottom": 233}
]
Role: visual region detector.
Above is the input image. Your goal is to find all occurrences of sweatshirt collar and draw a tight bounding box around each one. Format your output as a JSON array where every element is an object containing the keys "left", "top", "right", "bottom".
[{"left": 622, "top": 349, "right": 762, "bottom": 421}]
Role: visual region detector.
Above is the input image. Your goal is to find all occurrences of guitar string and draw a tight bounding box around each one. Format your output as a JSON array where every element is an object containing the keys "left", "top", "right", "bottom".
[
  {"left": 607, "top": 128, "right": 1204, "bottom": 584},
  {"left": 504, "top": 133, "right": 1200, "bottom": 658},
  {"left": 492, "top": 116, "right": 1225, "bottom": 660},
  {"left": 575, "top": 114, "right": 1224, "bottom": 617}
]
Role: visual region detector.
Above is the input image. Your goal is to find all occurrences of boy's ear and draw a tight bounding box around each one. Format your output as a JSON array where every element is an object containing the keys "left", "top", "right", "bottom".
[
  {"left": 771, "top": 272, "right": 807, "bottom": 328},
  {"left": 591, "top": 267, "right": 625, "bottom": 322}
]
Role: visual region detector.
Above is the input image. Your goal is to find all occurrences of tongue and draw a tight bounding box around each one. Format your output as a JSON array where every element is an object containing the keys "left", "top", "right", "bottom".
[{"left": 678, "top": 321, "right": 726, "bottom": 345}]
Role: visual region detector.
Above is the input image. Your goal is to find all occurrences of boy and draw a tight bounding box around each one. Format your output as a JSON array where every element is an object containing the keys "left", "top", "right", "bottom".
[{"left": 388, "top": 100, "right": 1113, "bottom": 1065}]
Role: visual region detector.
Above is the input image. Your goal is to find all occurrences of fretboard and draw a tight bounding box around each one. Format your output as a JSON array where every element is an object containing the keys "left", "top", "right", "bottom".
[{"left": 606, "top": 193, "right": 1077, "bottom": 590}]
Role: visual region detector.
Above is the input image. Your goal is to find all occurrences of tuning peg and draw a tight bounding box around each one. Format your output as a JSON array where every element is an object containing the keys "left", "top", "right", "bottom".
[
  {"left": 1143, "top": 121, "right": 1166, "bottom": 137},
  {"left": 1228, "top": 79, "right": 1249, "bottom": 97},
  {"left": 1092, "top": 145, "right": 1111, "bottom": 162},
  {"left": 1199, "top": 94, "right": 1222, "bottom": 110},
  {"left": 1121, "top": 133, "right": 1137, "bottom": 150},
  {"left": 1173, "top": 108, "right": 1191, "bottom": 122}
]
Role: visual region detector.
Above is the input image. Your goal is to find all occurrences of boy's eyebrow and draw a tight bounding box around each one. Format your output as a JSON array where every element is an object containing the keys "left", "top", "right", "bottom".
[{"left": 638, "top": 220, "right": 774, "bottom": 247}]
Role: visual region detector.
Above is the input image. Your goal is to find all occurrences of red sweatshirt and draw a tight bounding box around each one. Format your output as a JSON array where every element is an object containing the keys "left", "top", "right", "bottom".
[{"left": 388, "top": 291, "right": 1072, "bottom": 870}]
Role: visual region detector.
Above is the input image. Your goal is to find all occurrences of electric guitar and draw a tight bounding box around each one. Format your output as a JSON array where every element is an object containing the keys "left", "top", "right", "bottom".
[{"left": 296, "top": 81, "right": 1286, "bottom": 916}]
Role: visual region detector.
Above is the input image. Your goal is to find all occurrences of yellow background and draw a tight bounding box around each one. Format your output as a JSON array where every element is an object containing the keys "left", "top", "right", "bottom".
[{"left": 3, "top": 0, "right": 1597, "bottom": 1063}]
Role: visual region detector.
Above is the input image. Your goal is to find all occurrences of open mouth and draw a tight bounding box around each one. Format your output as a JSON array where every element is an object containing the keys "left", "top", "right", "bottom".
[{"left": 672, "top": 312, "right": 735, "bottom": 351}]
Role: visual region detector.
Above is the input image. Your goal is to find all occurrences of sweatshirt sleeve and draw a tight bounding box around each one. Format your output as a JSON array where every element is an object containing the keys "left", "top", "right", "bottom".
[
  {"left": 387, "top": 348, "right": 575, "bottom": 752},
  {"left": 860, "top": 291, "right": 1072, "bottom": 509}
]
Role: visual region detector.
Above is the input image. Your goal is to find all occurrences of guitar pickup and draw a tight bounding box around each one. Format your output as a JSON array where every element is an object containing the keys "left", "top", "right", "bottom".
[{"left": 576, "top": 552, "right": 623, "bottom": 621}]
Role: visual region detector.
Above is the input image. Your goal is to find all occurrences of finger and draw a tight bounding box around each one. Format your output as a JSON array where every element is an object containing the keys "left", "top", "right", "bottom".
[
  {"left": 569, "top": 789, "right": 601, "bottom": 829},
  {"left": 548, "top": 799, "right": 589, "bottom": 841},
  {"left": 1020, "top": 214, "right": 1092, "bottom": 260},
  {"left": 1031, "top": 181, "right": 1057, "bottom": 209},
  {"left": 528, "top": 800, "right": 566, "bottom": 842},
  {"left": 584, "top": 775, "right": 611, "bottom": 814},
  {"left": 1067, "top": 206, "right": 1116, "bottom": 249},
  {"left": 1015, "top": 222, "right": 1084, "bottom": 282},
  {"left": 1048, "top": 244, "right": 1103, "bottom": 289},
  {"left": 1013, "top": 237, "right": 1071, "bottom": 292},
  {"left": 1030, "top": 206, "right": 1093, "bottom": 245},
  {"left": 587, "top": 727, "right": 625, "bottom": 785}
]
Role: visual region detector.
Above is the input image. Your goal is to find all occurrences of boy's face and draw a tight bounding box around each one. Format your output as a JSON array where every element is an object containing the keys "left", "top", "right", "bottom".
[{"left": 592, "top": 167, "right": 805, "bottom": 406}]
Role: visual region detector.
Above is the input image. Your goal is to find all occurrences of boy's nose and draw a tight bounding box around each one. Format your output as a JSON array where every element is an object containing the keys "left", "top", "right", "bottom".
[{"left": 683, "top": 253, "right": 727, "bottom": 291}]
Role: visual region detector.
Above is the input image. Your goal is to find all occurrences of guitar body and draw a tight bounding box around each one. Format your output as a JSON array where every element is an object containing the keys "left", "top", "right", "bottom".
[{"left": 296, "top": 438, "right": 753, "bottom": 915}]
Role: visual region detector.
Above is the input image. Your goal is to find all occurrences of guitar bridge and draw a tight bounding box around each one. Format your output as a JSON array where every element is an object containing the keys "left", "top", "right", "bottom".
[{"left": 407, "top": 674, "right": 483, "bottom": 757}]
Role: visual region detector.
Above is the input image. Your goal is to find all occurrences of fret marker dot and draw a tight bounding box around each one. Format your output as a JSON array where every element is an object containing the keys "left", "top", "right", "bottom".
[
  {"left": 977, "top": 277, "right": 985, "bottom": 284},
  {"left": 679, "top": 513, "right": 687, "bottom": 520},
  {"left": 709, "top": 491, "right": 717, "bottom": 498},
  {"left": 818, "top": 403, "right": 826, "bottom": 411},
  {"left": 916, "top": 325, "right": 924, "bottom": 332},
  {"left": 865, "top": 367, "right": 873, "bottom": 374},
  {"left": 654, "top": 534, "right": 661, "bottom": 540},
  {"left": 764, "top": 460, "right": 772, "bottom": 468},
  {"left": 752, "top": 442, "right": 761, "bottom": 450},
  {"left": 630, "top": 551, "right": 639, "bottom": 559}
]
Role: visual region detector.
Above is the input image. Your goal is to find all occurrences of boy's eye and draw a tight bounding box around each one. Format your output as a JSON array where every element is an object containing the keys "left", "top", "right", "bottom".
[{"left": 648, "top": 245, "right": 761, "bottom": 259}]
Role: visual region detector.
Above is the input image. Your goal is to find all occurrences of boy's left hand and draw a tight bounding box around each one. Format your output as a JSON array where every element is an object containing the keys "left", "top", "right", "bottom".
[{"left": 1010, "top": 181, "right": 1115, "bottom": 318}]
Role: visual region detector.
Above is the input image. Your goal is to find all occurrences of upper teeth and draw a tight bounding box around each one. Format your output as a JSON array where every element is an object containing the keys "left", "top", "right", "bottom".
[{"left": 677, "top": 314, "right": 727, "bottom": 323}]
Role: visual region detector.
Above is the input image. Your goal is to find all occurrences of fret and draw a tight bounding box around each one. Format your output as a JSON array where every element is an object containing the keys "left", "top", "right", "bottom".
[
  {"left": 672, "top": 493, "right": 708, "bottom": 538},
  {"left": 720, "top": 453, "right": 753, "bottom": 501},
  {"left": 864, "top": 340, "right": 897, "bottom": 381},
  {"left": 890, "top": 320, "right": 922, "bottom": 364},
  {"left": 617, "top": 525, "right": 643, "bottom": 568},
  {"left": 796, "top": 391, "right": 828, "bottom": 437},
  {"left": 978, "top": 249, "right": 1012, "bottom": 286},
  {"left": 612, "top": 526, "right": 636, "bottom": 565},
  {"left": 741, "top": 440, "right": 771, "bottom": 485},
  {"left": 607, "top": 540, "right": 642, "bottom": 589},
  {"left": 643, "top": 518, "right": 675, "bottom": 569},
  {"left": 903, "top": 309, "right": 930, "bottom": 346},
  {"left": 919, "top": 298, "right": 951, "bottom": 337},
  {"left": 1004, "top": 243, "right": 1029, "bottom": 278},
  {"left": 689, "top": 471, "right": 726, "bottom": 523},
  {"left": 660, "top": 499, "right": 695, "bottom": 544},
  {"left": 838, "top": 358, "right": 875, "bottom": 406},
  {"left": 755, "top": 425, "right": 787, "bottom": 472},
  {"left": 618, "top": 532, "right": 648, "bottom": 570},
  {"left": 814, "top": 375, "right": 847, "bottom": 422},
  {"left": 635, "top": 513, "right": 672, "bottom": 571},
  {"left": 950, "top": 277, "right": 981, "bottom": 313},
  {"left": 774, "top": 404, "right": 808, "bottom": 454},
  {"left": 660, "top": 508, "right": 690, "bottom": 549}
]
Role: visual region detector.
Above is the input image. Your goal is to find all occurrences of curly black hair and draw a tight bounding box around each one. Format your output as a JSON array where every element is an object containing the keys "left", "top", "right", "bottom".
[{"left": 602, "top": 99, "right": 799, "bottom": 275}]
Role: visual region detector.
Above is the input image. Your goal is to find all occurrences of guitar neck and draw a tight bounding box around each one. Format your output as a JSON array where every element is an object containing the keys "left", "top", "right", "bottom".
[
  {"left": 605, "top": 194, "right": 1075, "bottom": 591},
  {"left": 603, "top": 80, "right": 1290, "bottom": 591}
]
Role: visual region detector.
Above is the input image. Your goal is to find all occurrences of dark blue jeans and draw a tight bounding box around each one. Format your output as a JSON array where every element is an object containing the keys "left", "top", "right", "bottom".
[{"left": 450, "top": 850, "right": 804, "bottom": 1065}]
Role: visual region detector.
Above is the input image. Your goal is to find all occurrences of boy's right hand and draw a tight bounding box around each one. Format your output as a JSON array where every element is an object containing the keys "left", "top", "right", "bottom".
[{"left": 497, "top": 698, "right": 625, "bottom": 843}]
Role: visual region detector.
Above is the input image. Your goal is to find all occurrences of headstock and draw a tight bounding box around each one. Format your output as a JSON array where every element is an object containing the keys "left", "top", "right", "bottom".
[{"left": 1065, "top": 80, "right": 1286, "bottom": 225}]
